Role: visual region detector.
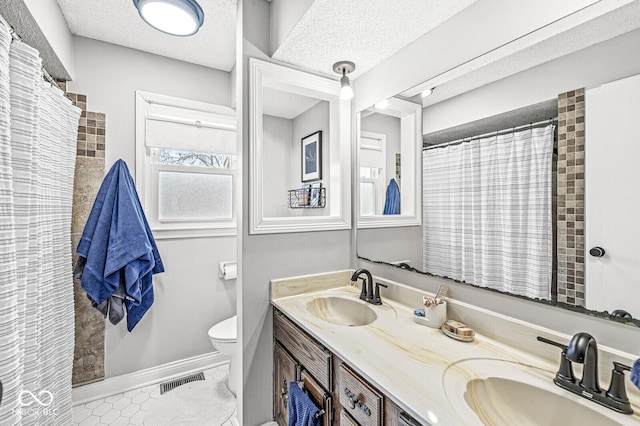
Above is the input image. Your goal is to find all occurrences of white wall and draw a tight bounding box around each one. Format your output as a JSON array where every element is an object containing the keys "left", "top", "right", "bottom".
[
  {"left": 263, "top": 115, "right": 293, "bottom": 217},
  {"left": 356, "top": 28, "right": 640, "bottom": 354},
  {"left": 423, "top": 29, "right": 640, "bottom": 134},
  {"left": 68, "top": 36, "right": 237, "bottom": 378}
]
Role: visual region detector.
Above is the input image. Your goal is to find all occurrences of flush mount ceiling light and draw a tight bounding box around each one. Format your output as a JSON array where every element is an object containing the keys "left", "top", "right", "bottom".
[
  {"left": 133, "top": 0, "right": 204, "bottom": 37},
  {"left": 374, "top": 99, "right": 389, "bottom": 109},
  {"left": 333, "top": 61, "right": 355, "bottom": 101},
  {"left": 421, "top": 87, "right": 435, "bottom": 98}
]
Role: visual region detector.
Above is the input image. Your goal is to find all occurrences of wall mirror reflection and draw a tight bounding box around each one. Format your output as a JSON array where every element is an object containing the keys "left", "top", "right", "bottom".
[
  {"left": 356, "top": 8, "right": 640, "bottom": 327},
  {"left": 357, "top": 97, "right": 422, "bottom": 229},
  {"left": 250, "top": 58, "right": 351, "bottom": 234}
]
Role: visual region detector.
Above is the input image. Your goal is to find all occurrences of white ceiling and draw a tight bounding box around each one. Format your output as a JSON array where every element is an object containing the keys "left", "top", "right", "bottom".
[
  {"left": 272, "top": 0, "right": 477, "bottom": 79},
  {"left": 56, "top": 0, "right": 236, "bottom": 71},
  {"left": 262, "top": 87, "right": 322, "bottom": 120}
]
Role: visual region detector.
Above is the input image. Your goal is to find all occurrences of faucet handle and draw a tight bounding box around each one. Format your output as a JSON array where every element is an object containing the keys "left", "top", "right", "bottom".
[
  {"left": 357, "top": 277, "right": 368, "bottom": 301},
  {"left": 537, "top": 336, "right": 575, "bottom": 383},
  {"left": 607, "top": 362, "right": 631, "bottom": 403},
  {"left": 371, "top": 282, "right": 388, "bottom": 305}
]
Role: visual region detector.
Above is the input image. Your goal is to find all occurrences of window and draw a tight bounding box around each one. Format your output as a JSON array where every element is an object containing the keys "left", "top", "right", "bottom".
[
  {"left": 135, "top": 91, "right": 237, "bottom": 238},
  {"left": 359, "top": 132, "right": 386, "bottom": 216}
]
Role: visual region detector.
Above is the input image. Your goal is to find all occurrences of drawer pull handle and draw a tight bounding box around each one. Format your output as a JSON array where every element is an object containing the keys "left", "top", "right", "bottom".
[
  {"left": 343, "top": 387, "right": 371, "bottom": 416},
  {"left": 281, "top": 378, "right": 288, "bottom": 408}
]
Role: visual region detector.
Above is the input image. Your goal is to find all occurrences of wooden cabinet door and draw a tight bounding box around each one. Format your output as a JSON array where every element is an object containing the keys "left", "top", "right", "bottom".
[{"left": 274, "top": 343, "right": 298, "bottom": 426}]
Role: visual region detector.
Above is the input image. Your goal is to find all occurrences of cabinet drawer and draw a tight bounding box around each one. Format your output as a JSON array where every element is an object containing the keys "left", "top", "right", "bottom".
[
  {"left": 274, "top": 310, "right": 332, "bottom": 390},
  {"left": 339, "top": 364, "right": 383, "bottom": 426},
  {"left": 340, "top": 409, "right": 360, "bottom": 426}
]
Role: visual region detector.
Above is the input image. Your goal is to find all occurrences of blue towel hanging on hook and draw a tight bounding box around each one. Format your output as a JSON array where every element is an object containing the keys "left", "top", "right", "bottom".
[
  {"left": 383, "top": 178, "right": 401, "bottom": 215},
  {"left": 76, "top": 160, "right": 164, "bottom": 331}
]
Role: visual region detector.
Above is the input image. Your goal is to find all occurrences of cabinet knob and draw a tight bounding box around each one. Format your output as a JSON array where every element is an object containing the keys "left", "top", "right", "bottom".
[{"left": 589, "top": 247, "right": 606, "bottom": 257}]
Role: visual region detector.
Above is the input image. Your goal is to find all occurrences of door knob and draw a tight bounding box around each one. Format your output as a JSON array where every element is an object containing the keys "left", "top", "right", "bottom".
[{"left": 589, "top": 247, "right": 606, "bottom": 257}]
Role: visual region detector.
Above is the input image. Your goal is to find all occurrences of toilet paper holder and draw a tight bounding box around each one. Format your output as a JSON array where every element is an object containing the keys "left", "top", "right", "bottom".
[{"left": 219, "top": 261, "right": 237, "bottom": 280}]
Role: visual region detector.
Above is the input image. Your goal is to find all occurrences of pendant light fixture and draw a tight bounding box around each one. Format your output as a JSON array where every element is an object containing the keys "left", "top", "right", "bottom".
[
  {"left": 333, "top": 61, "right": 355, "bottom": 100},
  {"left": 133, "top": 0, "right": 205, "bottom": 37}
]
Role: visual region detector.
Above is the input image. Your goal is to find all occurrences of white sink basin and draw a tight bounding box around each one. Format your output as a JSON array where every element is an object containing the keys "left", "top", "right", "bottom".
[
  {"left": 443, "top": 358, "right": 626, "bottom": 426},
  {"left": 306, "top": 296, "right": 377, "bottom": 326}
]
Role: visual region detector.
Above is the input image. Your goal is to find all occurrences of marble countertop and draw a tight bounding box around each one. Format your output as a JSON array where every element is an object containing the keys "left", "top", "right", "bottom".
[{"left": 271, "top": 271, "right": 640, "bottom": 425}]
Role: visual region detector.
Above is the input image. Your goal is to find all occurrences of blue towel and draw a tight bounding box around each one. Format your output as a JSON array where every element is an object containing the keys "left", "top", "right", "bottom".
[
  {"left": 632, "top": 358, "right": 640, "bottom": 390},
  {"left": 77, "top": 160, "right": 164, "bottom": 331},
  {"left": 288, "top": 382, "right": 321, "bottom": 426},
  {"left": 383, "top": 178, "right": 401, "bottom": 215}
]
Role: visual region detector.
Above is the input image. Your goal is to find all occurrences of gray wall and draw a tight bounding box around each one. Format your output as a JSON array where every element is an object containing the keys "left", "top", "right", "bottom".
[
  {"left": 361, "top": 112, "right": 401, "bottom": 184},
  {"left": 263, "top": 114, "right": 293, "bottom": 217},
  {"left": 68, "top": 36, "right": 237, "bottom": 378},
  {"left": 291, "top": 100, "right": 330, "bottom": 187},
  {"left": 240, "top": 2, "right": 352, "bottom": 424}
]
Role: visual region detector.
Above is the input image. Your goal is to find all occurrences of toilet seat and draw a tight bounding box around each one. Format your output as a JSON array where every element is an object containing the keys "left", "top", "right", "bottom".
[{"left": 208, "top": 315, "right": 237, "bottom": 342}]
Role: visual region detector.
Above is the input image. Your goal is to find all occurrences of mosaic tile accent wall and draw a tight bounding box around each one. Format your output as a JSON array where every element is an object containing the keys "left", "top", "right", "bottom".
[
  {"left": 66, "top": 87, "right": 107, "bottom": 386},
  {"left": 556, "top": 88, "right": 585, "bottom": 307}
]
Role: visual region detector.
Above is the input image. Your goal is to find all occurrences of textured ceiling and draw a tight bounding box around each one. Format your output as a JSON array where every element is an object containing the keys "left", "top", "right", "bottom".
[
  {"left": 272, "top": 0, "right": 477, "bottom": 78},
  {"left": 56, "top": 0, "right": 236, "bottom": 71}
]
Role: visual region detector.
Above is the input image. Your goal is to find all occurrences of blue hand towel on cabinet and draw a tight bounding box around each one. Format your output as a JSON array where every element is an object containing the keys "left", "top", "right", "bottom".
[
  {"left": 288, "top": 382, "right": 321, "bottom": 426},
  {"left": 632, "top": 358, "right": 640, "bottom": 390},
  {"left": 76, "top": 159, "right": 164, "bottom": 331}
]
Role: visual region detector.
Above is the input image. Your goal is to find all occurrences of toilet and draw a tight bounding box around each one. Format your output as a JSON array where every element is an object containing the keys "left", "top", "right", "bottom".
[{"left": 208, "top": 315, "right": 238, "bottom": 395}]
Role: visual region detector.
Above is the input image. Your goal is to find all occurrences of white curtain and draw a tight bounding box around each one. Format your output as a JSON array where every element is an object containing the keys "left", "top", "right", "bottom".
[
  {"left": 0, "top": 20, "right": 80, "bottom": 425},
  {"left": 422, "top": 125, "right": 554, "bottom": 300}
]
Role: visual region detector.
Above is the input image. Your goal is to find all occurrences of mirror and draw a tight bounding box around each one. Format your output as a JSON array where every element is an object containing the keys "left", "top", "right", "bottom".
[
  {"left": 357, "top": 97, "right": 422, "bottom": 228},
  {"left": 356, "top": 21, "right": 640, "bottom": 326},
  {"left": 249, "top": 58, "right": 351, "bottom": 234}
]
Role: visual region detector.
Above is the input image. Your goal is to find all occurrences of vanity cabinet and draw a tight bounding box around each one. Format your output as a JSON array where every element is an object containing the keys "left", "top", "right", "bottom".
[{"left": 273, "top": 308, "right": 418, "bottom": 426}]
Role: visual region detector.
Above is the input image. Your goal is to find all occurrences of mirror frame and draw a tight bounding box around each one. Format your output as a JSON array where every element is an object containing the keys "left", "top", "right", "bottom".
[
  {"left": 249, "top": 58, "right": 351, "bottom": 234},
  {"left": 356, "top": 98, "right": 422, "bottom": 229}
]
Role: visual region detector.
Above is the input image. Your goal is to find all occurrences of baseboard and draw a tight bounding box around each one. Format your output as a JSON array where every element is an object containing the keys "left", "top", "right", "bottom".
[{"left": 72, "top": 352, "right": 229, "bottom": 405}]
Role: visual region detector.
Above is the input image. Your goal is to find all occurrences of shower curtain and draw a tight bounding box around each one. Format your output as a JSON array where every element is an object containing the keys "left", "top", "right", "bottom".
[
  {"left": 0, "top": 20, "right": 80, "bottom": 425},
  {"left": 422, "top": 125, "right": 554, "bottom": 300}
]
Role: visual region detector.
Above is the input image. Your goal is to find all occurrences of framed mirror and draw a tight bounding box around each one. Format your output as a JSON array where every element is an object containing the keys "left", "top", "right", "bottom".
[
  {"left": 355, "top": 8, "right": 640, "bottom": 327},
  {"left": 357, "top": 96, "right": 422, "bottom": 229},
  {"left": 249, "top": 58, "right": 351, "bottom": 234}
]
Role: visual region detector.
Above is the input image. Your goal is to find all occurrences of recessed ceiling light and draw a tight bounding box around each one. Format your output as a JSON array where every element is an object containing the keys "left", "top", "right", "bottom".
[
  {"left": 374, "top": 99, "right": 389, "bottom": 109},
  {"left": 133, "top": 0, "right": 204, "bottom": 37},
  {"left": 421, "top": 87, "right": 435, "bottom": 98}
]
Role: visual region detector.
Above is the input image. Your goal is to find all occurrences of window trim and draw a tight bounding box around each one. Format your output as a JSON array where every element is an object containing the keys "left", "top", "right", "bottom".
[{"left": 135, "top": 91, "right": 237, "bottom": 239}]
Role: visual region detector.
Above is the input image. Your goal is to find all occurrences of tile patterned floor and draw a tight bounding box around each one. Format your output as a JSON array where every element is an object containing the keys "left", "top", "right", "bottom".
[{"left": 72, "top": 365, "right": 237, "bottom": 426}]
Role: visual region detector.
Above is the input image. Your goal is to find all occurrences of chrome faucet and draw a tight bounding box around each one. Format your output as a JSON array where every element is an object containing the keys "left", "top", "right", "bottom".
[
  {"left": 350, "top": 269, "right": 387, "bottom": 305},
  {"left": 538, "top": 333, "right": 633, "bottom": 414}
]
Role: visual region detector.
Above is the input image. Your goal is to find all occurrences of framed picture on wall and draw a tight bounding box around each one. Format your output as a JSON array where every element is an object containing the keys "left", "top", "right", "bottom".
[{"left": 301, "top": 131, "right": 322, "bottom": 182}]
